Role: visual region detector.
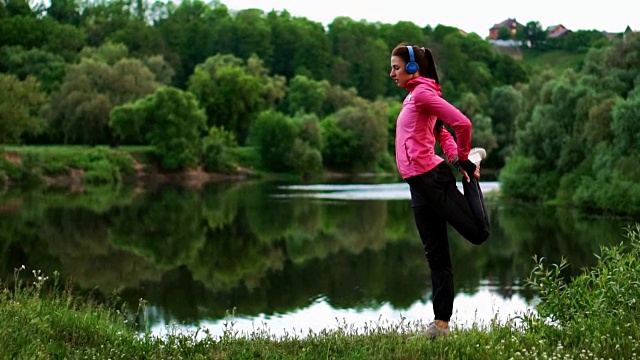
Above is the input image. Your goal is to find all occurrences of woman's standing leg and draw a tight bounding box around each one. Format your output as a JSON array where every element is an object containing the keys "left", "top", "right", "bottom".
[
  {"left": 407, "top": 167, "right": 455, "bottom": 322},
  {"left": 411, "top": 203, "right": 454, "bottom": 322}
]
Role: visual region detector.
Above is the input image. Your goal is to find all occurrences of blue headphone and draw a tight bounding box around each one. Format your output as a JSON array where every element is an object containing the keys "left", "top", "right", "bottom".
[{"left": 405, "top": 45, "right": 419, "bottom": 74}]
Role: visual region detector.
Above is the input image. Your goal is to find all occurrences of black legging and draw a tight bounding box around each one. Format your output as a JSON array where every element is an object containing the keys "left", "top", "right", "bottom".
[{"left": 405, "top": 161, "right": 490, "bottom": 322}]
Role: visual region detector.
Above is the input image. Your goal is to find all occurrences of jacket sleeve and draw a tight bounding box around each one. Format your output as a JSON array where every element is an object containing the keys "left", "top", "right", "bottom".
[
  {"left": 434, "top": 125, "right": 459, "bottom": 163},
  {"left": 413, "top": 87, "right": 472, "bottom": 161}
]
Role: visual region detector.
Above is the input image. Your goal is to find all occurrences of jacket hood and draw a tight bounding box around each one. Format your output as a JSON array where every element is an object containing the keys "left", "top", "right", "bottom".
[{"left": 405, "top": 77, "right": 442, "bottom": 96}]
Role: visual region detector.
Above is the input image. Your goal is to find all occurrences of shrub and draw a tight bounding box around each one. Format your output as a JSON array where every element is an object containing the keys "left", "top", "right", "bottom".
[
  {"left": 202, "top": 126, "right": 237, "bottom": 173},
  {"left": 527, "top": 223, "right": 640, "bottom": 325},
  {"left": 85, "top": 159, "right": 122, "bottom": 185}
]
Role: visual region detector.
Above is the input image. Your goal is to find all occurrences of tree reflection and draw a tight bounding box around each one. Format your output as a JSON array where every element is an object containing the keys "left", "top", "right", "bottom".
[{"left": 0, "top": 181, "right": 631, "bottom": 329}]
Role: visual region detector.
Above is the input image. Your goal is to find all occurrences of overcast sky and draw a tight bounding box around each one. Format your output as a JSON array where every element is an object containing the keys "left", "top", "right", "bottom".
[{"left": 220, "top": 0, "right": 639, "bottom": 37}]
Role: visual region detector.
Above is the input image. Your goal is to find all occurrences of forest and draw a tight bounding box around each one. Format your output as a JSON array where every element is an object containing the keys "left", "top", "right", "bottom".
[{"left": 1, "top": 0, "right": 639, "bottom": 215}]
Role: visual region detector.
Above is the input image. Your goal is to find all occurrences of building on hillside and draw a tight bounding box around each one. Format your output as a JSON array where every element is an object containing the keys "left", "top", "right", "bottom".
[
  {"left": 546, "top": 24, "right": 571, "bottom": 38},
  {"left": 624, "top": 25, "right": 635, "bottom": 41},
  {"left": 489, "top": 18, "right": 524, "bottom": 40},
  {"left": 602, "top": 31, "right": 619, "bottom": 40}
]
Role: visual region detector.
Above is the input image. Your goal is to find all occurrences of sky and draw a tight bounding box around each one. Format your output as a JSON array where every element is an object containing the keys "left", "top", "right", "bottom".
[{"left": 220, "top": 0, "right": 639, "bottom": 37}]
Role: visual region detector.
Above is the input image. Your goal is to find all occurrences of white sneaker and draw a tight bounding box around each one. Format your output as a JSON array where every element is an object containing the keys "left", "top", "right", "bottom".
[
  {"left": 468, "top": 147, "right": 486, "bottom": 167},
  {"left": 424, "top": 321, "right": 450, "bottom": 338},
  {"left": 408, "top": 321, "right": 450, "bottom": 340}
]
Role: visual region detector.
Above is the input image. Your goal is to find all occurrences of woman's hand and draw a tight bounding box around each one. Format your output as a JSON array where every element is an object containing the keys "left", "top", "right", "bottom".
[{"left": 453, "top": 158, "right": 480, "bottom": 182}]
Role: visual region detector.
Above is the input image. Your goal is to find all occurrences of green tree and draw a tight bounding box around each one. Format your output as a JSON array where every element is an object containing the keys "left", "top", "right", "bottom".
[
  {"left": 489, "top": 85, "right": 524, "bottom": 166},
  {"left": 290, "top": 114, "right": 323, "bottom": 179},
  {"left": 231, "top": 9, "right": 273, "bottom": 62},
  {"left": 551, "top": 30, "right": 608, "bottom": 52},
  {"left": 107, "top": 18, "right": 165, "bottom": 57},
  {"left": 110, "top": 86, "right": 207, "bottom": 170},
  {"left": 78, "top": 41, "right": 172, "bottom": 83},
  {"left": 4, "top": 0, "right": 34, "bottom": 17},
  {"left": 78, "top": 41, "right": 129, "bottom": 65},
  {"left": 156, "top": 0, "right": 230, "bottom": 86},
  {"left": 320, "top": 99, "right": 388, "bottom": 172},
  {"left": 79, "top": 0, "right": 135, "bottom": 46},
  {"left": 519, "top": 21, "right": 546, "bottom": 48},
  {"left": 0, "top": 15, "right": 85, "bottom": 59},
  {"left": 47, "top": 0, "right": 80, "bottom": 25},
  {"left": 611, "top": 95, "right": 640, "bottom": 156},
  {"left": 455, "top": 93, "right": 497, "bottom": 154},
  {"left": 202, "top": 125, "right": 237, "bottom": 173},
  {"left": 142, "top": 55, "right": 175, "bottom": 85},
  {"left": 328, "top": 17, "right": 388, "bottom": 100},
  {"left": 0, "top": 16, "right": 46, "bottom": 49},
  {"left": 188, "top": 54, "right": 286, "bottom": 144},
  {"left": 492, "top": 53, "right": 529, "bottom": 85},
  {"left": 284, "top": 75, "right": 328, "bottom": 116},
  {"left": 0, "top": 74, "right": 46, "bottom": 143},
  {"left": 378, "top": 21, "right": 425, "bottom": 51},
  {"left": 47, "top": 55, "right": 158, "bottom": 144},
  {"left": 248, "top": 110, "right": 297, "bottom": 172},
  {"left": 0, "top": 46, "right": 67, "bottom": 93},
  {"left": 41, "top": 18, "right": 87, "bottom": 61},
  {"left": 584, "top": 97, "right": 616, "bottom": 144},
  {"left": 266, "top": 10, "right": 332, "bottom": 81},
  {"left": 470, "top": 114, "right": 497, "bottom": 153}
]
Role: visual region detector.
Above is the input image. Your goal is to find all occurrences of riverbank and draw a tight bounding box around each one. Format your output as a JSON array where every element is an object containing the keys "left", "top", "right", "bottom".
[
  {"left": 0, "top": 145, "right": 262, "bottom": 191},
  {"left": 2, "top": 224, "right": 639, "bottom": 359},
  {"left": 0, "top": 145, "right": 401, "bottom": 190}
]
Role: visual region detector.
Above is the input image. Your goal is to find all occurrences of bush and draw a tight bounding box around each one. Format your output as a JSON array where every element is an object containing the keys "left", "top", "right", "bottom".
[
  {"left": 0, "top": 153, "right": 22, "bottom": 180},
  {"left": 527, "top": 223, "right": 640, "bottom": 325},
  {"left": 85, "top": 159, "right": 122, "bottom": 185},
  {"left": 289, "top": 139, "right": 322, "bottom": 180},
  {"left": 249, "top": 110, "right": 297, "bottom": 172},
  {"left": 1, "top": 147, "right": 136, "bottom": 187},
  {"left": 202, "top": 126, "right": 237, "bottom": 173},
  {"left": 498, "top": 155, "right": 541, "bottom": 201}
]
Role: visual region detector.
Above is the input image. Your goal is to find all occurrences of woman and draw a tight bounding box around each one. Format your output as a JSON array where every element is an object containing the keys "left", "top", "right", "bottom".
[{"left": 390, "top": 43, "right": 491, "bottom": 338}]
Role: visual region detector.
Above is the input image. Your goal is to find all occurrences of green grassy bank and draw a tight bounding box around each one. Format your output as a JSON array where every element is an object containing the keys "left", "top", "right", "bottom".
[
  {"left": 2, "top": 224, "right": 639, "bottom": 359},
  {"left": 0, "top": 145, "right": 146, "bottom": 187},
  {"left": 0, "top": 145, "right": 261, "bottom": 189}
]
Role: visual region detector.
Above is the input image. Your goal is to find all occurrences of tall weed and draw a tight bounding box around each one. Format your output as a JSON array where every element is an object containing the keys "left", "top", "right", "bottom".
[{"left": 527, "top": 223, "right": 640, "bottom": 325}]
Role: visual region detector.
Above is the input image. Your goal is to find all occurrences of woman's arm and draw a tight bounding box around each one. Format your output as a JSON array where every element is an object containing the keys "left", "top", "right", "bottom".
[{"left": 414, "top": 88, "right": 472, "bottom": 161}]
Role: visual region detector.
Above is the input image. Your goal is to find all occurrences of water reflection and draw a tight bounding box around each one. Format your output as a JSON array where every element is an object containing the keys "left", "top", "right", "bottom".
[{"left": 0, "top": 180, "right": 630, "bottom": 338}]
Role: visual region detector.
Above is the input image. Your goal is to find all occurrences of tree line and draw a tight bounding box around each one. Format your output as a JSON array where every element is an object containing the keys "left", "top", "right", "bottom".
[
  {"left": 0, "top": 0, "right": 527, "bottom": 173},
  {"left": 1, "top": 0, "right": 639, "bottom": 215}
]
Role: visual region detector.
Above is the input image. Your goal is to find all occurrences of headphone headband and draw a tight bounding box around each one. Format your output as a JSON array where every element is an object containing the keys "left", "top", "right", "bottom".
[{"left": 407, "top": 45, "right": 415, "bottom": 62}]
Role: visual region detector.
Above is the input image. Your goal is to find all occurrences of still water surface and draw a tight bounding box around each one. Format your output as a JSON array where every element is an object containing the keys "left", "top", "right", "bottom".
[{"left": 0, "top": 179, "right": 629, "bottom": 338}]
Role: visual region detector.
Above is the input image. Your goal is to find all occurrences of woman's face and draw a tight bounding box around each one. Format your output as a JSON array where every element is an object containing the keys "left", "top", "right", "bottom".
[{"left": 390, "top": 55, "right": 415, "bottom": 88}]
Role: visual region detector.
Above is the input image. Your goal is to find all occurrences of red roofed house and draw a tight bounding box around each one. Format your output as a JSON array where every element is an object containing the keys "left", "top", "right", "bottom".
[
  {"left": 547, "top": 24, "right": 571, "bottom": 38},
  {"left": 489, "top": 18, "right": 524, "bottom": 40}
]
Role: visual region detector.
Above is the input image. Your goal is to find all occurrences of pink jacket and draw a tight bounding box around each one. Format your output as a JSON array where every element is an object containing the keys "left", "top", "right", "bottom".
[{"left": 395, "top": 77, "right": 472, "bottom": 179}]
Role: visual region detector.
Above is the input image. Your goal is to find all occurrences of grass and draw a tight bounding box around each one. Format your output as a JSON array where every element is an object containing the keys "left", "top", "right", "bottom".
[
  {"left": 2, "top": 224, "right": 640, "bottom": 359},
  {"left": 521, "top": 48, "right": 585, "bottom": 73},
  {"left": 1, "top": 145, "right": 143, "bottom": 185}
]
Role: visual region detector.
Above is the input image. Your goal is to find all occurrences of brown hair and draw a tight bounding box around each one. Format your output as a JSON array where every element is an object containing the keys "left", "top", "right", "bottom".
[{"left": 391, "top": 43, "right": 440, "bottom": 83}]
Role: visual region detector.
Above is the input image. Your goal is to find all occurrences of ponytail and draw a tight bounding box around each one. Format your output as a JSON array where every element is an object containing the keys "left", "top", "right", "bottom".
[
  {"left": 420, "top": 47, "right": 439, "bottom": 84},
  {"left": 419, "top": 47, "right": 445, "bottom": 134}
]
